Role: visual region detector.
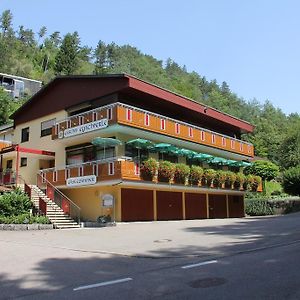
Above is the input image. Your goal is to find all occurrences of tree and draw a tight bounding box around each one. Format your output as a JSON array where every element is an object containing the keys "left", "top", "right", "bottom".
[
  {"left": 94, "top": 40, "right": 108, "bottom": 74},
  {"left": 0, "top": 10, "right": 13, "bottom": 36},
  {"left": 282, "top": 167, "right": 300, "bottom": 196},
  {"left": 278, "top": 121, "right": 300, "bottom": 169},
  {"left": 54, "top": 32, "right": 81, "bottom": 75},
  {"left": 244, "top": 160, "right": 279, "bottom": 194},
  {"left": 37, "top": 26, "right": 47, "bottom": 45}
]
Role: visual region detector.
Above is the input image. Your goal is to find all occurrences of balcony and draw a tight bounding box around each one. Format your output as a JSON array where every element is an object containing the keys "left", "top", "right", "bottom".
[
  {"left": 52, "top": 102, "right": 254, "bottom": 158},
  {"left": 39, "top": 157, "right": 262, "bottom": 192}
]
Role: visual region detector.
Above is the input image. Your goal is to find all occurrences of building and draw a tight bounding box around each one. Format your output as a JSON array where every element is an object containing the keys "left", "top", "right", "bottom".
[
  {"left": 0, "top": 73, "right": 42, "bottom": 98},
  {"left": 0, "top": 74, "right": 258, "bottom": 224}
]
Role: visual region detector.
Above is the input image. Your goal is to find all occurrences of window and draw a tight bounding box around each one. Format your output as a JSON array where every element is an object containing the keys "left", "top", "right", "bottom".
[
  {"left": 6, "top": 160, "right": 12, "bottom": 169},
  {"left": 159, "top": 153, "right": 178, "bottom": 163},
  {"left": 41, "top": 119, "right": 56, "bottom": 137},
  {"left": 20, "top": 157, "right": 27, "bottom": 167},
  {"left": 189, "top": 127, "right": 193, "bottom": 138},
  {"left": 21, "top": 127, "right": 29, "bottom": 142},
  {"left": 125, "top": 144, "right": 149, "bottom": 161},
  {"left": 240, "top": 143, "right": 244, "bottom": 152}
]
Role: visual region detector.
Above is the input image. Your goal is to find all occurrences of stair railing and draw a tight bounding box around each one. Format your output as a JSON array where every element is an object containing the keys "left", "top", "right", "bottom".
[{"left": 37, "top": 173, "right": 81, "bottom": 224}]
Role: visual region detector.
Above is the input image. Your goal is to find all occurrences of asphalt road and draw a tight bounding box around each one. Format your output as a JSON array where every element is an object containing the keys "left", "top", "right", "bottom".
[{"left": 1, "top": 213, "right": 300, "bottom": 299}]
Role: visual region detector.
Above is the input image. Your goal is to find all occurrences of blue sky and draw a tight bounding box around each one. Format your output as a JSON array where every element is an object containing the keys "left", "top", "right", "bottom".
[{"left": 1, "top": 0, "right": 299, "bottom": 114}]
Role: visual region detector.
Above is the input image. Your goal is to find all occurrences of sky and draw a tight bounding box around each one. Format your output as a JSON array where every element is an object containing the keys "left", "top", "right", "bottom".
[{"left": 0, "top": 0, "right": 299, "bottom": 115}]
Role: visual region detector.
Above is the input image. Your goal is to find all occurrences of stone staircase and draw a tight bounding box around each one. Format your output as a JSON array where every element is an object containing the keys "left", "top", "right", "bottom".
[{"left": 29, "top": 185, "right": 81, "bottom": 229}]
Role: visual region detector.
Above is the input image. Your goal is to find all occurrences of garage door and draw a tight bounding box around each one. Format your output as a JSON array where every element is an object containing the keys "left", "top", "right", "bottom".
[
  {"left": 208, "top": 194, "right": 227, "bottom": 219},
  {"left": 157, "top": 191, "right": 183, "bottom": 220},
  {"left": 228, "top": 195, "right": 244, "bottom": 218},
  {"left": 121, "top": 189, "right": 154, "bottom": 222},
  {"left": 185, "top": 193, "right": 207, "bottom": 219}
]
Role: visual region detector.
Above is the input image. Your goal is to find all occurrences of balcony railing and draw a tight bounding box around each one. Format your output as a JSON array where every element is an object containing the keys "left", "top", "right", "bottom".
[
  {"left": 52, "top": 102, "right": 254, "bottom": 157},
  {"left": 39, "top": 157, "right": 261, "bottom": 192}
]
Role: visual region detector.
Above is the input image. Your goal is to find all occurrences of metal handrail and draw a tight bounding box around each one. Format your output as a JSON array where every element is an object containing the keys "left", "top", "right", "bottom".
[{"left": 36, "top": 173, "right": 81, "bottom": 223}]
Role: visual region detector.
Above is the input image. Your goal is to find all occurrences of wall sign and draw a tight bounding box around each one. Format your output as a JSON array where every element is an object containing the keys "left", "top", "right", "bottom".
[
  {"left": 66, "top": 175, "right": 97, "bottom": 187},
  {"left": 102, "top": 194, "right": 114, "bottom": 207},
  {"left": 60, "top": 118, "right": 108, "bottom": 138}
]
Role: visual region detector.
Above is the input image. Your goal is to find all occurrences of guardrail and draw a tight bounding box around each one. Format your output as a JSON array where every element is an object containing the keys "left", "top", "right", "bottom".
[{"left": 37, "top": 173, "right": 81, "bottom": 223}]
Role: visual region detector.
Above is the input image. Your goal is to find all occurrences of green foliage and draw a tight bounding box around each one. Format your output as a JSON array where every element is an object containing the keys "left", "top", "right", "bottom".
[
  {"left": 54, "top": 32, "right": 81, "bottom": 75},
  {"left": 174, "top": 163, "right": 190, "bottom": 184},
  {"left": 0, "top": 213, "right": 50, "bottom": 224},
  {"left": 140, "top": 158, "right": 158, "bottom": 180},
  {"left": 189, "top": 165, "right": 204, "bottom": 185},
  {"left": 282, "top": 166, "right": 300, "bottom": 196},
  {"left": 245, "top": 199, "right": 274, "bottom": 216},
  {"left": 278, "top": 121, "right": 300, "bottom": 169},
  {"left": 244, "top": 160, "right": 279, "bottom": 181},
  {"left": 0, "top": 189, "right": 32, "bottom": 217},
  {"left": 158, "top": 161, "right": 175, "bottom": 182},
  {"left": 203, "top": 169, "right": 217, "bottom": 185},
  {"left": 224, "top": 171, "right": 236, "bottom": 188}
]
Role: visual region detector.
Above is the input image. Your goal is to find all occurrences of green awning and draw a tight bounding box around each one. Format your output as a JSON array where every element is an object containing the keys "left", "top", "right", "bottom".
[
  {"left": 126, "top": 138, "right": 154, "bottom": 149},
  {"left": 193, "top": 153, "right": 214, "bottom": 161},
  {"left": 91, "top": 137, "right": 122, "bottom": 147}
]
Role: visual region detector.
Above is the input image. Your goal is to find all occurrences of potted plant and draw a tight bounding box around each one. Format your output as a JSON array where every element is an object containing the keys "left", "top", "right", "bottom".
[
  {"left": 224, "top": 171, "right": 236, "bottom": 189},
  {"left": 234, "top": 172, "right": 246, "bottom": 190},
  {"left": 203, "top": 169, "right": 217, "bottom": 187},
  {"left": 158, "top": 161, "right": 175, "bottom": 183},
  {"left": 214, "top": 170, "right": 227, "bottom": 188},
  {"left": 140, "top": 158, "right": 158, "bottom": 181},
  {"left": 174, "top": 163, "right": 190, "bottom": 185},
  {"left": 251, "top": 175, "right": 262, "bottom": 192},
  {"left": 189, "top": 165, "right": 204, "bottom": 186}
]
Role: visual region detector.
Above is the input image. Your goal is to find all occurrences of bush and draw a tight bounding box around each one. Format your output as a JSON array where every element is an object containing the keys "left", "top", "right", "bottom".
[
  {"left": 174, "top": 163, "right": 190, "bottom": 184},
  {"left": 158, "top": 161, "right": 175, "bottom": 182},
  {"left": 0, "top": 213, "right": 50, "bottom": 224},
  {"left": 282, "top": 166, "right": 300, "bottom": 196},
  {"left": 245, "top": 199, "right": 274, "bottom": 216},
  {"left": 140, "top": 158, "right": 158, "bottom": 180},
  {"left": 189, "top": 165, "right": 204, "bottom": 186},
  {"left": 0, "top": 189, "right": 32, "bottom": 217}
]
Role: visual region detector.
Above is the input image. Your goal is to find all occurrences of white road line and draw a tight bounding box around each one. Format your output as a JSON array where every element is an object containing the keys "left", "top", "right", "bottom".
[
  {"left": 181, "top": 260, "right": 218, "bottom": 269},
  {"left": 73, "top": 277, "right": 133, "bottom": 291}
]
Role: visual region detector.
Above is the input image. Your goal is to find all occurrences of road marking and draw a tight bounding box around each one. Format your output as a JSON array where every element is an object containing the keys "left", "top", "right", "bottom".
[
  {"left": 73, "top": 277, "right": 133, "bottom": 291},
  {"left": 181, "top": 260, "right": 218, "bottom": 269}
]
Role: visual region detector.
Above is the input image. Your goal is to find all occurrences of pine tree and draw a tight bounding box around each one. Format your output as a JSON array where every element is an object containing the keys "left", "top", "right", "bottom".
[{"left": 54, "top": 32, "right": 81, "bottom": 75}]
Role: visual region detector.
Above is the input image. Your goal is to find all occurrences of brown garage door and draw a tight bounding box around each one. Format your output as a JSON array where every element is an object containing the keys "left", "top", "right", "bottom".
[
  {"left": 228, "top": 195, "right": 244, "bottom": 218},
  {"left": 157, "top": 191, "right": 183, "bottom": 220},
  {"left": 208, "top": 194, "right": 227, "bottom": 219},
  {"left": 121, "top": 189, "right": 154, "bottom": 222},
  {"left": 185, "top": 193, "right": 207, "bottom": 219}
]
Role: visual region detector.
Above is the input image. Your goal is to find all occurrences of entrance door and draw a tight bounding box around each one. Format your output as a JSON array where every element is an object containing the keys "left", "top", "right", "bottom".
[
  {"left": 185, "top": 193, "right": 207, "bottom": 219},
  {"left": 121, "top": 188, "right": 154, "bottom": 222},
  {"left": 208, "top": 194, "right": 227, "bottom": 218},
  {"left": 228, "top": 195, "right": 244, "bottom": 217},
  {"left": 156, "top": 191, "right": 183, "bottom": 220}
]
